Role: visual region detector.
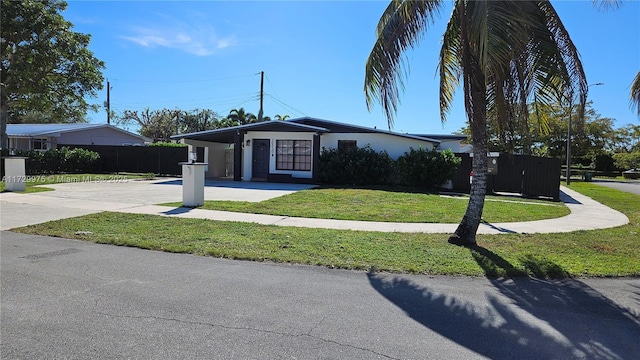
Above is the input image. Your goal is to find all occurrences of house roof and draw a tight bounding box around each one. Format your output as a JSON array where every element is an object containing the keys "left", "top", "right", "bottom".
[
  {"left": 288, "top": 117, "right": 442, "bottom": 143},
  {"left": 171, "top": 120, "right": 329, "bottom": 143},
  {"left": 409, "top": 134, "right": 468, "bottom": 141},
  {"left": 172, "top": 117, "right": 455, "bottom": 145},
  {"left": 6, "top": 123, "right": 149, "bottom": 142}
]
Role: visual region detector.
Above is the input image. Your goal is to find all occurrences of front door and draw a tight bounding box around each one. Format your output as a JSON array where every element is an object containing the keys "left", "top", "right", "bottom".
[{"left": 252, "top": 139, "right": 270, "bottom": 180}]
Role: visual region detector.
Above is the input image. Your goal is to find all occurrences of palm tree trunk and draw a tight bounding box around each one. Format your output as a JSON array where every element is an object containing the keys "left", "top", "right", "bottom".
[{"left": 449, "top": 54, "right": 488, "bottom": 246}]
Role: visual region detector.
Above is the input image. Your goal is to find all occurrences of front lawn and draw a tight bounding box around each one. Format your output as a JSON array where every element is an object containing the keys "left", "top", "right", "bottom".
[
  {"left": 13, "top": 182, "right": 640, "bottom": 278},
  {"left": 163, "top": 186, "right": 569, "bottom": 223}
]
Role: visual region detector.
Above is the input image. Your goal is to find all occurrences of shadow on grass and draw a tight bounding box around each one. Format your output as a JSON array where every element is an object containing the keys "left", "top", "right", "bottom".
[
  {"left": 469, "top": 245, "right": 570, "bottom": 279},
  {"left": 367, "top": 266, "right": 640, "bottom": 359}
]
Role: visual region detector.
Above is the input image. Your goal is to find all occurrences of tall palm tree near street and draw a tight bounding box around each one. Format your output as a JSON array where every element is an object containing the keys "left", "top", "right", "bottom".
[{"left": 365, "top": 0, "right": 587, "bottom": 246}]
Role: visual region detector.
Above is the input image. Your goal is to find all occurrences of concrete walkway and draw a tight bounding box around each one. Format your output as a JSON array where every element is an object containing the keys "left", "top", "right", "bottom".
[{"left": 0, "top": 179, "right": 629, "bottom": 233}]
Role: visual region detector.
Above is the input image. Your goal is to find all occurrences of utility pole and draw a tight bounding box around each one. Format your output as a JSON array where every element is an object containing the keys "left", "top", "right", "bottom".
[
  {"left": 106, "top": 79, "right": 111, "bottom": 124},
  {"left": 258, "top": 71, "right": 264, "bottom": 122}
]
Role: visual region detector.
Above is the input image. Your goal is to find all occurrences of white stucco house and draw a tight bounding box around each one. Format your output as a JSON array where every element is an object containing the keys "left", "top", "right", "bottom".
[
  {"left": 6, "top": 123, "right": 149, "bottom": 151},
  {"left": 171, "top": 117, "right": 467, "bottom": 183}
]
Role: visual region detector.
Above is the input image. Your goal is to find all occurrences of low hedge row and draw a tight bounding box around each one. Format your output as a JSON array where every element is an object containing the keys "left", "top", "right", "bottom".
[
  {"left": 2, "top": 147, "right": 100, "bottom": 174},
  {"left": 318, "top": 146, "right": 461, "bottom": 188}
]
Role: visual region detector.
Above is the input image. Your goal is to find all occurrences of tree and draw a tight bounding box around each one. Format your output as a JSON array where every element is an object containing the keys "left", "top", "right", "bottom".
[
  {"left": 178, "top": 109, "right": 221, "bottom": 134},
  {"left": 1, "top": 0, "right": 105, "bottom": 149},
  {"left": 225, "top": 108, "right": 257, "bottom": 125},
  {"left": 117, "top": 108, "right": 179, "bottom": 142},
  {"left": 274, "top": 114, "right": 291, "bottom": 121},
  {"left": 364, "top": 0, "right": 587, "bottom": 246}
]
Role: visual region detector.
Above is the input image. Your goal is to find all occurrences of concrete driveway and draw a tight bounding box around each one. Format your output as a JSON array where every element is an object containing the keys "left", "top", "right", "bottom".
[{"left": 2, "top": 231, "right": 639, "bottom": 359}]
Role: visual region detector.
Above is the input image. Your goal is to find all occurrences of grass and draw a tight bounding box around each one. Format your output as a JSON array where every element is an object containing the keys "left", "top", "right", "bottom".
[
  {"left": 12, "top": 182, "right": 640, "bottom": 278},
  {"left": 0, "top": 173, "right": 157, "bottom": 193},
  {"left": 162, "top": 186, "right": 569, "bottom": 223}
]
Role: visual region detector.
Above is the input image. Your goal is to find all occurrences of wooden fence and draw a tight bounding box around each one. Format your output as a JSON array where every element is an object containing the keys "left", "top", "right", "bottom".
[
  {"left": 69, "top": 145, "right": 188, "bottom": 176},
  {"left": 451, "top": 153, "right": 561, "bottom": 200}
]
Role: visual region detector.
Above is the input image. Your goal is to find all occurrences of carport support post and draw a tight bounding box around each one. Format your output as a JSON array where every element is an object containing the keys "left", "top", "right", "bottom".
[
  {"left": 233, "top": 131, "right": 243, "bottom": 181},
  {"left": 2, "top": 157, "right": 28, "bottom": 192},
  {"left": 180, "top": 161, "right": 208, "bottom": 207},
  {"left": 312, "top": 133, "right": 320, "bottom": 183}
]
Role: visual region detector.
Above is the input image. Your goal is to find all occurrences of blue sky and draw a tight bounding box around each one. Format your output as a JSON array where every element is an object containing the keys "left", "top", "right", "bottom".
[{"left": 65, "top": 0, "right": 640, "bottom": 135}]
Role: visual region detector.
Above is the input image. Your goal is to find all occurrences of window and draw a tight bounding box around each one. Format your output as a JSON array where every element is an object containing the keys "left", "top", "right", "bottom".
[
  {"left": 276, "top": 140, "right": 311, "bottom": 171},
  {"left": 338, "top": 140, "right": 357, "bottom": 151},
  {"left": 32, "top": 138, "right": 49, "bottom": 151}
]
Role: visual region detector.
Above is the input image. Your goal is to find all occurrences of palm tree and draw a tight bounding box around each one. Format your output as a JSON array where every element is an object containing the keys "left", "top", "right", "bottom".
[
  {"left": 227, "top": 108, "right": 257, "bottom": 125},
  {"left": 632, "top": 71, "right": 640, "bottom": 117},
  {"left": 364, "top": 0, "right": 587, "bottom": 246},
  {"left": 274, "top": 114, "right": 291, "bottom": 121}
]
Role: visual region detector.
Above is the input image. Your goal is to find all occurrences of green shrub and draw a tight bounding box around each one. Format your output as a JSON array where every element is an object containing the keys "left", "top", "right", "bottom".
[
  {"left": 319, "top": 146, "right": 395, "bottom": 185},
  {"left": 3, "top": 147, "right": 101, "bottom": 174},
  {"left": 613, "top": 152, "right": 640, "bottom": 170},
  {"left": 396, "top": 148, "right": 461, "bottom": 188}
]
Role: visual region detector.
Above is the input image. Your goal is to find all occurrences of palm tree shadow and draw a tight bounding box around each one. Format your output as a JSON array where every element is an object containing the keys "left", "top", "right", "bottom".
[{"left": 367, "top": 248, "right": 640, "bottom": 359}]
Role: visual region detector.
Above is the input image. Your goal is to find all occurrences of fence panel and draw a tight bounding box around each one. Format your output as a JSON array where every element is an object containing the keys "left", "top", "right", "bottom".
[
  {"left": 69, "top": 145, "right": 188, "bottom": 175},
  {"left": 522, "top": 156, "right": 561, "bottom": 200}
]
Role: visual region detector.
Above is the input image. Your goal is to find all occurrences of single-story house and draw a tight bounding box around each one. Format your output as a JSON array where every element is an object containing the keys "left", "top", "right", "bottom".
[
  {"left": 6, "top": 123, "right": 149, "bottom": 151},
  {"left": 171, "top": 117, "right": 468, "bottom": 183}
]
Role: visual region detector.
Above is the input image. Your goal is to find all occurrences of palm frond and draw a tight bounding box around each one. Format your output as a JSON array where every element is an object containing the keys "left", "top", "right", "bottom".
[
  {"left": 631, "top": 70, "right": 640, "bottom": 117},
  {"left": 364, "top": 0, "right": 445, "bottom": 129}
]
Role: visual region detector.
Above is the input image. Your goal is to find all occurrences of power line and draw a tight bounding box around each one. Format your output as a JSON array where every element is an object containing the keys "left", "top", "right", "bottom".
[
  {"left": 108, "top": 73, "right": 257, "bottom": 84},
  {"left": 265, "top": 93, "right": 307, "bottom": 117}
]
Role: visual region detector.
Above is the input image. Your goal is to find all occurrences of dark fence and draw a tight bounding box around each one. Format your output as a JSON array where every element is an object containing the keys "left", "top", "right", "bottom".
[
  {"left": 68, "top": 145, "right": 188, "bottom": 176},
  {"left": 451, "top": 153, "right": 561, "bottom": 200}
]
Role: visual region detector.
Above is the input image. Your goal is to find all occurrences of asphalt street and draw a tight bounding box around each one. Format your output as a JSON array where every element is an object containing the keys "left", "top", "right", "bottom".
[
  {"left": 593, "top": 179, "right": 640, "bottom": 195},
  {"left": 2, "top": 231, "right": 639, "bottom": 359}
]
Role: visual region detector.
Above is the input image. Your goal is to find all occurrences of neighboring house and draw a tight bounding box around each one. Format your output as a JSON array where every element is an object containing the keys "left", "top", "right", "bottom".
[
  {"left": 6, "top": 123, "right": 149, "bottom": 151},
  {"left": 171, "top": 117, "right": 468, "bottom": 183}
]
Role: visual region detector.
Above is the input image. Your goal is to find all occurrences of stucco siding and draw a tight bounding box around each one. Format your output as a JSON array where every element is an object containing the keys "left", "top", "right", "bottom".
[
  {"left": 57, "top": 127, "right": 146, "bottom": 146},
  {"left": 320, "top": 133, "right": 435, "bottom": 159},
  {"left": 243, "top": 131, "right": 316, "bottom": 180}
]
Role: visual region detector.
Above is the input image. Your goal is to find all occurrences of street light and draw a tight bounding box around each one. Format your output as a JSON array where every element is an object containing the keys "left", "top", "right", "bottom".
[{"left": 566, "top": 82, "right": 604, "bottom": 185}]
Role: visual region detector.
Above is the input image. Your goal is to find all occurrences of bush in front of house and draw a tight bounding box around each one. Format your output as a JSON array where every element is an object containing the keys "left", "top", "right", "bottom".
[
  {"left": 396, "top": 148, "right": 462, "bottom": 188},
  {"left": 8, "top": 147, "right": 101, "bottom": 174},
  {"left": 319, "top": 146, "right": 396, "bottom": 185}
]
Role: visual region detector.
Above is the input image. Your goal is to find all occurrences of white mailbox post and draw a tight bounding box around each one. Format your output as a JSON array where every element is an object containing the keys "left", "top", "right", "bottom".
[
  {"left": 3, "top": 157, "right": 28, "bottom": 192},
  {"left": 180, "top": 160, "right": 208, "bottom": 207}
]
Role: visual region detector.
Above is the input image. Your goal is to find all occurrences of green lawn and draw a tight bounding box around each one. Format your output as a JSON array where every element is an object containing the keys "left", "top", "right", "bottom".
[
  {"left": 12, "top": 182, "right": 640, "bottom": 278},
  {"left": 162, "top": 186, "right": 569, "bottom": 223}
]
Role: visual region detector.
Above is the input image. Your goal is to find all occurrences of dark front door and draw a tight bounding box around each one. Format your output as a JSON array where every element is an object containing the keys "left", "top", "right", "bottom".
[{"left": 252, "top": 139, "right": 270, "bottom": 180}]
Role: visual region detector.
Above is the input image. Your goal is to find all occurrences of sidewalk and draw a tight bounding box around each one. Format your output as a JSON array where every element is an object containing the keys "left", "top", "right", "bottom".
[{"left": 0, "top": 180, "right": 629, "bottom": 233}]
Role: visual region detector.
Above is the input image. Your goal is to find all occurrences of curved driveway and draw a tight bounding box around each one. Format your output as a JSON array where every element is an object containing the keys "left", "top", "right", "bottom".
[{"left": 0, "top": 179, "right": 629, "bottom": 234}]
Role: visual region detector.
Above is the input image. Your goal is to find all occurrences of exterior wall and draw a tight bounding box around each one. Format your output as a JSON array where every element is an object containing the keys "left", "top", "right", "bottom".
[
  {"left": 8, "top": 138, "right": 32, "bottom": 151},
  {"left": 243, "top": 131, "right": 316, "bottom": 180},
  {"left": 436, "top": 140, "right": 461, "bottom": 152},
  {"left": 57, "top": 127, "right": 146, "bottom": 146},
  {"left": 319, "top": 133, "right": 435, "bottom": 159},
  {"left": 182, "top": 139, "right": 231, "bottom": 178}
]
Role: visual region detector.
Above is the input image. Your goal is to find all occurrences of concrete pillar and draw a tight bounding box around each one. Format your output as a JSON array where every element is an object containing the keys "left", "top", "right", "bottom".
[
  {"left": 3, "top": 157, "right": 28, "bottom": 192},
  {"left": 180, "top": 162, "right": 208, "bottom": 207}
]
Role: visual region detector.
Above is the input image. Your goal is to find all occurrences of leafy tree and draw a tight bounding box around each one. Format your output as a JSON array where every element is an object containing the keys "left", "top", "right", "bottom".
[
  {"left": 117, "top": 108, "right": 179, "bottom": 142},
  {"left": 1, "top": 0, "right": 105, "bottom": 149},
  {"left": 364, "top": 1, "right": 586, "bottom": 246},
  {"left": 178, "top": 109, "right": 221, "bottom": 134}
]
